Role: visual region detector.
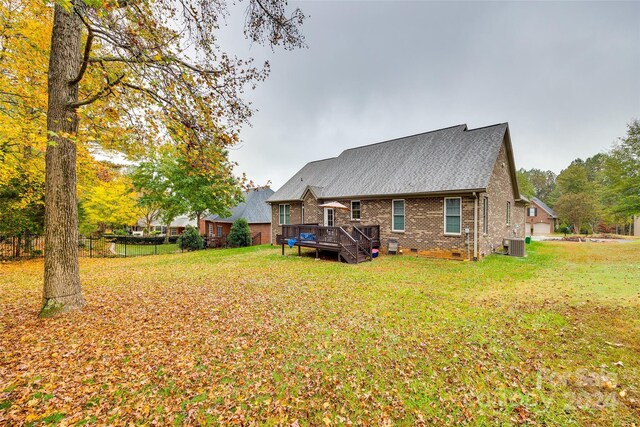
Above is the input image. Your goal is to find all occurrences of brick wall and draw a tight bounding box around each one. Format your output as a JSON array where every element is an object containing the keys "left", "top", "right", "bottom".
[
  {"left": 303, "top": 191, "right": 322, "bottom": 224},
  {"left": 478, "top": 141, "right": 525, "bottom": 257},
  {"left": 249, "top": 223, "right": 271, "bottom": 244},
  {"left": 271, "top": 202, "right": 302, "bottom": 243}
]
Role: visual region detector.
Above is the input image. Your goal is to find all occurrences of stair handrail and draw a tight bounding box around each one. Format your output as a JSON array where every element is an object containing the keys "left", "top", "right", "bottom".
[
  {"left": 338, "top": 227, "right": 358, "bottom": 263},
  {"left": 352, "top": 226, "right": 372, "bottom": 257}
]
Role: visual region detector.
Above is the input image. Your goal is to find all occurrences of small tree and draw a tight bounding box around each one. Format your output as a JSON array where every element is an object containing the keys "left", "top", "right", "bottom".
[
  {"left": 177, "top": 226, "right": 203, "bottom": 251},
  {"left": 227, "top": 218, "right": 252, "bottom": 248}
]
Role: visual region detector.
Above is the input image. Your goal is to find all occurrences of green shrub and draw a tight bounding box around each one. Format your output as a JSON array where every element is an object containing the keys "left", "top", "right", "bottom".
[
  {"left": 227, "top": 218, "right": 251, "bottom": 247},
  {"left": 177, "top": 226, "right": 203, "bottom": 251},
  {"left": 113, "top": 229, "right": 128, "bottom": 236}
]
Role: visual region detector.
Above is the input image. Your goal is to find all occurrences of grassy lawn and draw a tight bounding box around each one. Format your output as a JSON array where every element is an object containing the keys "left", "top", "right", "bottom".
[{"left": 1, "top": 241, "right": 638, "bottom": 425}]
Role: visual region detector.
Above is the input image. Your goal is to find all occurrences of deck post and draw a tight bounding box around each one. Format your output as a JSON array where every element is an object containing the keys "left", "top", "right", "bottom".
[
  {"left": 315, "top": 248, "right": 319, "bottom": 259},
  {"left": 282, "top": 243, "right": 284, "bottom": 255},
  {"left": 298, "top": 245, "right": 301, "bottom": 256}
]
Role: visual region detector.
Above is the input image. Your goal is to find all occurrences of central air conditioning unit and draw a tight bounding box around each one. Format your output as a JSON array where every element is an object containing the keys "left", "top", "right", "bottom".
[{"left": 503, "top": 238, "right": 525, "bottom": 257}]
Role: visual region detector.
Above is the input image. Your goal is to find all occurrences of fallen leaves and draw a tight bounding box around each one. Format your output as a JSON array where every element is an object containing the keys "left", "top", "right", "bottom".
[{"left": 1, "top": 243, "right": 639, "bottom": 425}]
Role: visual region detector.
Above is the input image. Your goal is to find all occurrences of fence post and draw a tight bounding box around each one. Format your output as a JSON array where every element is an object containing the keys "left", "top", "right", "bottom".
[
  {"left": 90, "top": 236, "right": 93, "bottom": 258},
  {"left": 155, "top": 237, "right": 157, "bottom": 255},
  {"left": 124, "top": 237, "right": 127, "bottom": 257}
]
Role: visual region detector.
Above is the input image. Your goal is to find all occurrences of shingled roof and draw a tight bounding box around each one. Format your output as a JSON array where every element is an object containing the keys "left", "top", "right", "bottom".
[
  {"left": 532, "top": 197, "right": 557, "bottom": 218},
  {"left": 267, "top": 123, "right": 519, "bottom": 202},
  {"left": 206, "top": 188, "right": 274, "bottom": 224}
]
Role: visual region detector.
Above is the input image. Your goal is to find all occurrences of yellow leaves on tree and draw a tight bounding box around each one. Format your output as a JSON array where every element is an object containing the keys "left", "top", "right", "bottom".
[
  {"left": 80, "top": 176, "right": 142, "bottom": 233},
  {"left": 0, "top": 0, "right": 50, "bottom": 207}
]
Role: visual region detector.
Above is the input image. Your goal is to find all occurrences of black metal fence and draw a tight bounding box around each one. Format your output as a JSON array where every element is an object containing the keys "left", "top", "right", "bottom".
[
  {"left": 0, "top": 234, "right": 184, "bottom": 260},
  {"left": 1, "top": 233, "right": 263, "bottom": 261}
]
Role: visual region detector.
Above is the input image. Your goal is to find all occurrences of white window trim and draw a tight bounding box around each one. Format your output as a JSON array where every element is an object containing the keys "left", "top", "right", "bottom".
[
  {"left": 279, "top": 204, "right": 290, "bottom": 226},
  {"left": 392, "top": 199, "right": 405, "bottom": 232},
  {"left": 444, "top": 197, "right": 462, "bottom": 236},
  {"left": 351, "top": 200, "right": 361, "bottom": 221}
]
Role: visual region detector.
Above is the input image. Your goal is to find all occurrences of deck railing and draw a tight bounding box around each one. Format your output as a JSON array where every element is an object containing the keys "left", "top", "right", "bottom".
[
  {"left": 280, "top": 224, "right": 374, "bottom": 264},
  {"left": 354, "top": 225, "right": 380, "bottom": 242},
  {"left": 281, "top": 224, "right": 342, "bottom": 246}
]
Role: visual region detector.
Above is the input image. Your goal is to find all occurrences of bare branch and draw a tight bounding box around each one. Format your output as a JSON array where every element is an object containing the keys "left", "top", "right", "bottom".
[
  {"left": 70, "top": 10, "right": 95, "bottom": 86},
  {"left": 68, "top": 73, "right": 125, "bottom": 109}
]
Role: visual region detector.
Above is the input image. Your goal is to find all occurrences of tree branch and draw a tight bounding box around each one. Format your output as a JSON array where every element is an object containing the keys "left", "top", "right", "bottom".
[
  {"left": 70, "top": 9, "right": 95, "bottom": 85},
  {"left": 67, "top": 73, "right": 125, "bottom": 109}
]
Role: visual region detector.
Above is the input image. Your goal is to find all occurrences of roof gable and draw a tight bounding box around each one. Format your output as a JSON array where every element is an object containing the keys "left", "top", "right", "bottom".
[
  {"left": 268, "top": 123, "right": 513, "bottom": 202},
  {"left": 207, "top": 188, "right": 274, "bottom": 223},
  {"left": 532, "top": 197, "right": 557, "bottom": 218}
]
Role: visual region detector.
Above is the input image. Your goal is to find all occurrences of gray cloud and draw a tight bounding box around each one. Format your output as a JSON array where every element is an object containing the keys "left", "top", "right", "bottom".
[{"left": 219, "top": 1, "right": 639, "bottom": 188}]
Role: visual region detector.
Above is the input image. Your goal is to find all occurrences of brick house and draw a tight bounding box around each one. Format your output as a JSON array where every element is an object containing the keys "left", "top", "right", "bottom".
[
  {"left": 203, "top": 188, "right": 274, "bottom": 245},
  {"left": 525, "top": 197, "right": 557, "bottom": 236},
  {"left": 267, "top": 123, "right": 527, "bottom": 260}
]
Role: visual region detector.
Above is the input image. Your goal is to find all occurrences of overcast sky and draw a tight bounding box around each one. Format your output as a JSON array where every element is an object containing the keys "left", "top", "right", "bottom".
[{"left": 218, "top": 1, "right": 639, "bottom": 189}]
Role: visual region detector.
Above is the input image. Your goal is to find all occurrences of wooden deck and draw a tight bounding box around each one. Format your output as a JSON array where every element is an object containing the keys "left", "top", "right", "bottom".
[{"left": 277, "top": 224, "right": 380, "bottom": 264}]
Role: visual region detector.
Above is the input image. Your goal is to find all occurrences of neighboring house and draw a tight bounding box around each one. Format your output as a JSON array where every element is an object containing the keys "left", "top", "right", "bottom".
[
  {"left": 133, "top": 215, "right": 197, "bottom": 236},
  {"left": 203, "top": 188, "right": 274, "bottom": 245},
  {"left": 525, "top": 197, "right": 557, "bottom": 236},
  {"left": 267, "top": 123, "right": 527, "bottom": 260}
]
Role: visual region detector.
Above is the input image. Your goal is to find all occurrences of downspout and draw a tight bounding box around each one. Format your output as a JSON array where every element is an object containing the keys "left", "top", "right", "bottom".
[{"left": 473, "top": 192, "right": 478, "bottom": 261}]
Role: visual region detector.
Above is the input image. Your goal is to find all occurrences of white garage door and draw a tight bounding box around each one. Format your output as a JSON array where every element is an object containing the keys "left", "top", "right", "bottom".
[{"left": 533, "top": 222, "right": 552, "bottom": 235}]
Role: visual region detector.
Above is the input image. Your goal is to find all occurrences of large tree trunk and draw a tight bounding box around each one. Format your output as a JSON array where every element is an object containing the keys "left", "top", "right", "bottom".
[{"left": 40, "top": 4, "right": 85, "bottom": 317}]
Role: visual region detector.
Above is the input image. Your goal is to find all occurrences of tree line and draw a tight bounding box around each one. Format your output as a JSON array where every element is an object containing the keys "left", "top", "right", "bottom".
[{"left": 517, "top": 119, "right": 639, "bottom": 235}]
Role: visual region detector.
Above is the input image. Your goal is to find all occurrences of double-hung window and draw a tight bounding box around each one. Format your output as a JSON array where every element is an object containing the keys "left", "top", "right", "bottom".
[
  {"left": 528, "top": 207, "right": 537, "bottom": 217},
  {"left": 444, "top": 197, "right": 461, "bottom": 235},
  {"left": 279, "top": 204, "right": 290, "bottom": 225},
  {"left": 351, "top": 201, "right": 361, "bottom": 220},
  {"left": 392, "top": 200, "right": 405, "bottom": 232}
]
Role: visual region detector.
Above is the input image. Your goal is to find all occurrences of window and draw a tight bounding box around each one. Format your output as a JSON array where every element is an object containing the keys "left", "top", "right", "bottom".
[
  {"left": 351, "top": 201, "right": 361, "bottom": 220},
  {"left": 279, "top": 204, "right": 290, "bottom": 225},
  {"left": 444, "top": 197, "right": 461, "bottom": 235},
  {"left": 217, "top": 226, "right": 223, "bottom": 236},
  {"left": 506, "top": 201, "right": 511, "bottom": 225},
  {"left": 392, "top": 199, "right": 405, "bottom": 232},
  {"left": 170, "top": 228, "right": 178, "bottom": 236},
  {"left": 528, "top": 207, "right": 537, "bottom": 217},
  {"left": 483, "top": 197, "right": 488, "bottom": 234},
  {"left": 301, "top": 204, "right": 305, "bottom": 223}
]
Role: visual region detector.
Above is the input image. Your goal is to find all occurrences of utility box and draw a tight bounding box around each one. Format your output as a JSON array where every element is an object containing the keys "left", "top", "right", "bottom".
[
  {"left": 504, "top": 238, "right": 525, "bottom": 257},
  {"left": 388, "top": 239, "right": 398, "bottom": 255}
]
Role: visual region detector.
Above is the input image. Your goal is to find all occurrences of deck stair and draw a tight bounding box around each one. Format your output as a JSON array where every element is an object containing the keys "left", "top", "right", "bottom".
[{"left": 279, "top": 224, "right": 380, "bottom": 264}]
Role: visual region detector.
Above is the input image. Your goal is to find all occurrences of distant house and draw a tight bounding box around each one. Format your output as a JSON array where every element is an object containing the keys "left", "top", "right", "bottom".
[
  {"left": 267, "top": 123, "right": 527, "bottom": 261},
  {"left": 525, "top": 197, "right": 557, "bottom": 236},
  {"left": 203, "top": 188, "right": 274, "bottom": 245},
  {"left": 134, "top": 215, "right": 197, "bottom": 236}
]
